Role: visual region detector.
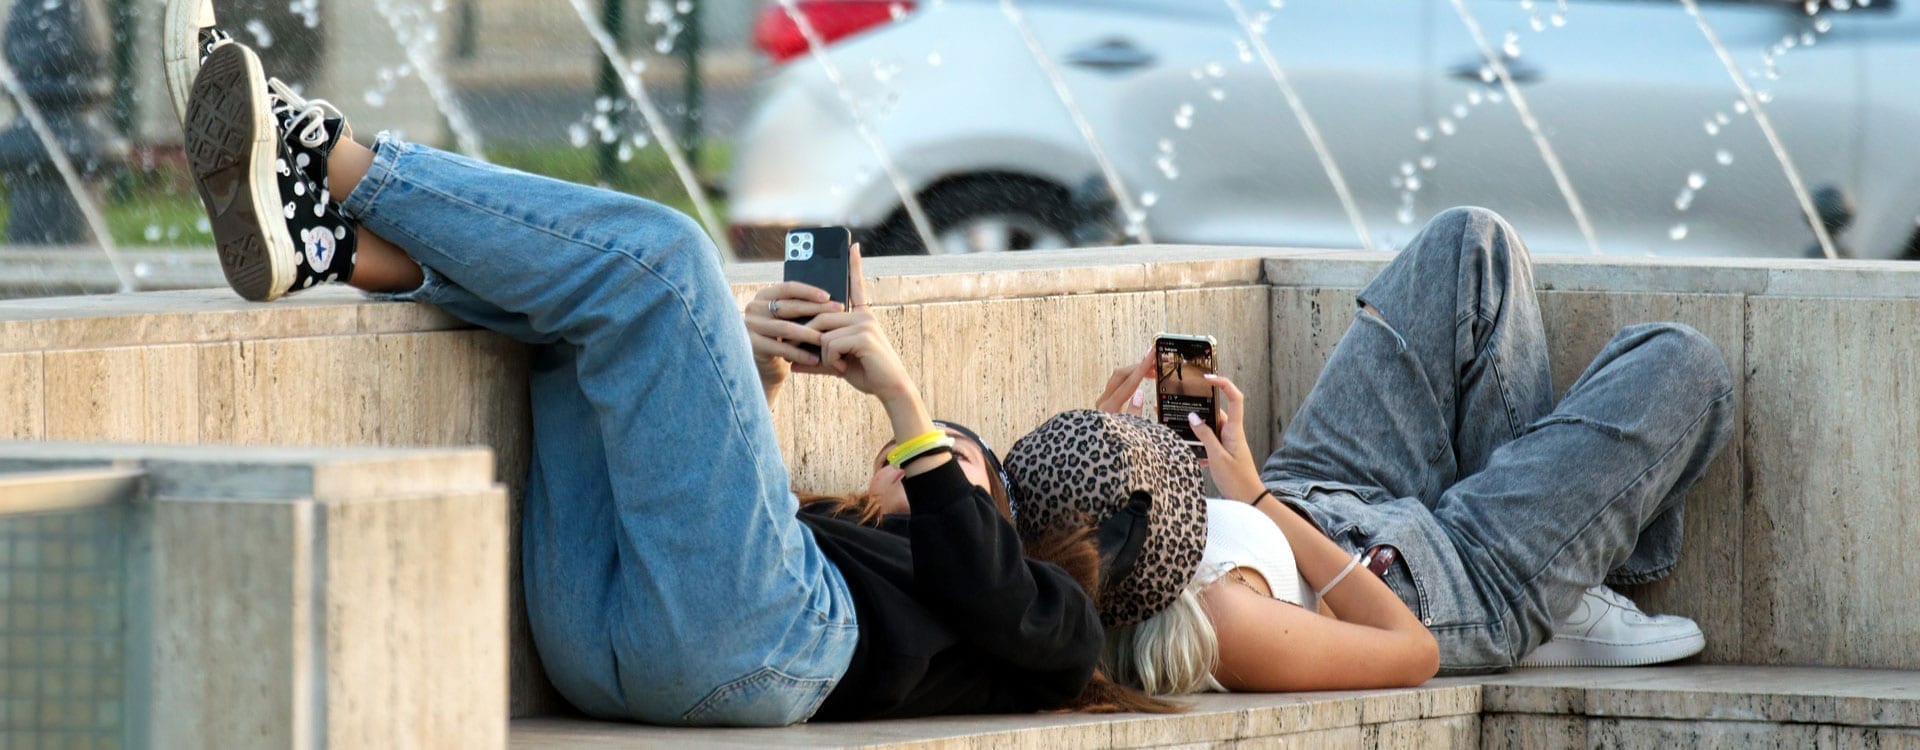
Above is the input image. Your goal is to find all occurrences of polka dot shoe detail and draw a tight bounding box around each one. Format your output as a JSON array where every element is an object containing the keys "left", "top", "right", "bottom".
[{"left": 266, "top": 78, "right": 358, "bottom": 293}]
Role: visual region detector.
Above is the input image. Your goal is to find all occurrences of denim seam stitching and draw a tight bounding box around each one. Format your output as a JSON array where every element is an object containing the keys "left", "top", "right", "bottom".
[{"left": 1511, "top": 388, "right": 1732, "bottom": 593}]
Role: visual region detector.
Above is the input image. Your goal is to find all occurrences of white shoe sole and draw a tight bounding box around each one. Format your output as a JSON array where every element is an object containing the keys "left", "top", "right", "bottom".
[
  {"left": 1517, "top": 629, "right": 1706, "bottom": 668},
  {"left": 185, "top": 45, "right": 296, "bottom": 302},
  {"left": 163, "top": 0, "right": 216, "bottom": 125}
]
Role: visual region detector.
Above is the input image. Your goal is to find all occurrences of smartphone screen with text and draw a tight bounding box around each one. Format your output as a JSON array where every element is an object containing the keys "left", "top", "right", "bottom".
[{"left": 1155, "top": 334, "right": 1217, "bottom": 458}]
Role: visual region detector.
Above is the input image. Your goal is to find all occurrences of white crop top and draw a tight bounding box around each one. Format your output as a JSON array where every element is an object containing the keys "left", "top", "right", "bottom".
[{"left": 1196, "top": 498, "right": 1318, "bottom": 613}]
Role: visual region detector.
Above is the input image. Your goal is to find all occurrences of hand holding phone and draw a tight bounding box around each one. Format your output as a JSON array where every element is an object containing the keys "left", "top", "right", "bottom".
[
  {"left": 1154, "top": 333, "right": 1218, "bottom": 458},
  {"left": 783, "top": 227, "right": 853, "bottom": 357}
]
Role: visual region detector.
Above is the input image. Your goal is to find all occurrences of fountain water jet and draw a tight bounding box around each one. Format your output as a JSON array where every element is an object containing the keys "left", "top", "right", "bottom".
[
  {"left": 1678, "top": 0, "right": 1839, "bottom": 260},
  {"left": 774, "top": 0, "right": 941, "bottom": 254},
  {"left": 1446, "top": 0, "right": 1601, "bottom": 255},
  {"left": 375, "top": 0, "right": 487, "bottom": 159},
  {"left": 999, "top": 0, "right": 1153, "bottom": 244},
  {"left": 565, "top": 0, "right": 735, "bottom": 260},
  {"left": 0, "top": 55, "right": 134, "bottom": 292},
  {"left": 1223, "top": 0, "right": 1374, "bottom": 251}
]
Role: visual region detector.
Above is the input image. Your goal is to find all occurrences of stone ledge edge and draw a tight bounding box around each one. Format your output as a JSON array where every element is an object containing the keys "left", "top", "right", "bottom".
[{"left": 2, "top": 247, "right": 1915, "bottom": 354}]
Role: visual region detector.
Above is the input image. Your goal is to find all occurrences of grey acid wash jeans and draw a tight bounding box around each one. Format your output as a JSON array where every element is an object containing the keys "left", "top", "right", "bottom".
[{"left": 1261, "top": 207, "right": 1735, "bottom": 674}]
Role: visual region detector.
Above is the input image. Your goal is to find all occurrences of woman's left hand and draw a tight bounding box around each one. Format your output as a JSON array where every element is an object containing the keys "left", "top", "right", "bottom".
[{"left": 1187, "top": 373, "right": 1266, "bottom": 503}]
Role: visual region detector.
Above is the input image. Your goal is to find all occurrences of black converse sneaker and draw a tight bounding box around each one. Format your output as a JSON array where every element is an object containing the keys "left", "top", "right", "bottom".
[
  {"left": 265, "top": 78, "right": 357, "bottom": 290},
  {"left": 185, "top": 43, "right": 303, "bottom": 301},
  {"left": 164, "top": 0, "right": 233, "bottom": 124}
]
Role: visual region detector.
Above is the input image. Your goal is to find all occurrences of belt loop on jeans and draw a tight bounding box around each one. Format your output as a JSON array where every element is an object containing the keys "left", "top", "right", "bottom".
[{"left": 1363, "top": 544, "right": 1399, "bottom": 578}]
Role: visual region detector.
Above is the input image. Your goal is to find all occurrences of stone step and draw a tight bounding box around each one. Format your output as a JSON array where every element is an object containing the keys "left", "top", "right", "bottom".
[{"left": 508, "top": 666, "right": 1920, "bottom": 749}]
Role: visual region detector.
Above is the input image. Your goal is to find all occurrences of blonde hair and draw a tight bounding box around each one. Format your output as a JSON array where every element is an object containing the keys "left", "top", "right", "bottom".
[{"left": 1103, "top": 577, "right": 1222, "bottom": 695}]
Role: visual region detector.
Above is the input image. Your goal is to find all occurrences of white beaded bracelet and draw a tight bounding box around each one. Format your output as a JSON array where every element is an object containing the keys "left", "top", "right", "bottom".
[{"left": 1315, "top": 552, "right": 1365, "bottom": 600}]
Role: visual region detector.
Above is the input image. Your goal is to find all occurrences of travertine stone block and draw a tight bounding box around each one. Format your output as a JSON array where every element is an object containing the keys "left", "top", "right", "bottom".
[
  {"left": 1355, "top": 688, "right": 1426, "bottom": 725},
  {"left": 1418, "top": 683, "right": 1484, "bottom": 718},
  {"left": 1242, "top": 695, "right": 1364, "bottom": 737},
  {"left": 1838, "top": 727, "right": 1920, "bottom": 749},
  {"left": 1479, "top": 713, "right": 1586, "bottom": 750},
  {"left": 44, "top": 346, "right": 200, "bottom": 444},
  {"left": 0, "top": 352, "right": 44, "bottom": 439},
  {"left": 1107, "top": 705, "right": 1240, "bottom": 748},
  {"left": 1267, "top": 287, "right": 1362, "bottom": 451},
  {"left": 1363, "top": 715, "right": 1477, "bottom": 748},
  {"left": 1585, "top": 717, "right": 1833, "bottom": 748},
  {"left": 1479, "top": 682, "right": 1585, "bottom": 715},
  {"left": 1743, "top": 297, "right": 1920, "bottom": 669},
  {"left": 1477, "top": 665, "right": 1920, "bottom": 727},
  {"left": 1041, "top": 291, "right": 1166, "bottom": 423},
  {"left": 132, "top": 446, "right": 508, "bottom": 749},
  {"left": 325, "top": 490, "right": 508, "bottom": 748},
  {"left": 1538, "top": 291, "right": 1747, "bottom": 662},
  {"left": 918, "top": 298, "right": 1053, "bottom": 451},
  {"left": 1237, "top": 726, "right": 1363, "bottom": 750}
]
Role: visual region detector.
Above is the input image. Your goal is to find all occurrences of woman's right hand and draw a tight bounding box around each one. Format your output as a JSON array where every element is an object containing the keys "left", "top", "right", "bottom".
[
  {"left": 744, "top": 282, "right": 842, "bottom": 399},
  {"left": 1094, "top": 349, "right": 1154, "bottom": 416},
  {"left": 1187, "top": 373, "right": 1266, "bottom": 504}
]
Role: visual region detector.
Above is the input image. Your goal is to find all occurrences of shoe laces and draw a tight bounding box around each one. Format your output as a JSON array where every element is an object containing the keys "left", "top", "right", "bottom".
[
  {"left": 1588, "top": 585, "right": 1662, "bottom": 625},
  {"left": 266, "top": 78, "right": 342, "bottom": 150}
]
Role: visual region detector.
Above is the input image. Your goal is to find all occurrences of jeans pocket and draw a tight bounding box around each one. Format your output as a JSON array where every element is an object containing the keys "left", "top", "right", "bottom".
[
  {"left": 1359, "top": 541, "right": 1426, "bottom": 622},
  {"left": 679, "top": 666, "right": 837, "bottom": 727}
]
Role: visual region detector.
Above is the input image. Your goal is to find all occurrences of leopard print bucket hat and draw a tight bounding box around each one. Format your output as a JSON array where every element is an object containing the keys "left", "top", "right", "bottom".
[{"left": 1004, "top": 409, "right": 1207, "bottom": 628}]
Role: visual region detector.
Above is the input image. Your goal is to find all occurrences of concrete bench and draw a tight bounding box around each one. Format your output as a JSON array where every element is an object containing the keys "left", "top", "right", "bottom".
[{"left": 3, "top": 246, "right": 1916, "bottom": 734}]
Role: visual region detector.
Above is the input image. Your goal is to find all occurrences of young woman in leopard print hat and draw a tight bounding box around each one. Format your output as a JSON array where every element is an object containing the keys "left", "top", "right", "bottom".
[{"left": 1011, "top": 208, "right": 1730, "bottom": 697}]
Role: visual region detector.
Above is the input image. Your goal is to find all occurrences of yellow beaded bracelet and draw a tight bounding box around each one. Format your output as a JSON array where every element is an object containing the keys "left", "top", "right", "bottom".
[{"left": 887, "top": 430, "right": 957, "bottom": 469}]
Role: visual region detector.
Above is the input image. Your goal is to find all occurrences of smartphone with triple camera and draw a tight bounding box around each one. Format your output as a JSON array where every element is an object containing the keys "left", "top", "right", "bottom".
[
  {"left": 1154, "top": 333, "right": 1219, "bottom": 458},
  {"left": 782, "top": 227, "right": 853, "bottom": 357}
]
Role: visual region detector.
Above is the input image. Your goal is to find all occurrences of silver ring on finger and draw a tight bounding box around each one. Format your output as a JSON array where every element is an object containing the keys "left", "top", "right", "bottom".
[{"left": 768, "top": 300, "right": 780, "bottom": 318}]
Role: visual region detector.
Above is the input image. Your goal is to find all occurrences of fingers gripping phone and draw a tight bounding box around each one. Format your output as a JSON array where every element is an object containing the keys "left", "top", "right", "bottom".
[
  {"left": 1154, "top": 333, "right": 1218, "bottom": 458},
  {"left": 782, "top": 227, "right": 853, "bottom": 357}
]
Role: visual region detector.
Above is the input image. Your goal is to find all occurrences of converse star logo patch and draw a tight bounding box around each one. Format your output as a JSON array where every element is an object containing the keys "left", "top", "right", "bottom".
[{"left": 302, "top": 227, "right": 335, "bottom": 272}]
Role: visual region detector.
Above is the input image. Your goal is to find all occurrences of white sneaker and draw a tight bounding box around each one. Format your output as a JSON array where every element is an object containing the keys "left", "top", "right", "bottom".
[
  {"left": 1517, "top": 586, "right": 1705, "bottom": 668},
  {"left": 164, "top": 0, "right": 230, "bottom": 124}
]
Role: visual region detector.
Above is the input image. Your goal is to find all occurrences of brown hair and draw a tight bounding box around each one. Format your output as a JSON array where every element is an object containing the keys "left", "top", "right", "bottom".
[{"left": 797, "top": 484, "right": 1184, "bottom": 715}]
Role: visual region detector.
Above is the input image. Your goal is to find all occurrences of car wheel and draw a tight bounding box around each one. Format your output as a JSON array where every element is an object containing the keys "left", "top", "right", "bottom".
[{"left": 869, "top": 176, "right": 1077, "bottom": 256}]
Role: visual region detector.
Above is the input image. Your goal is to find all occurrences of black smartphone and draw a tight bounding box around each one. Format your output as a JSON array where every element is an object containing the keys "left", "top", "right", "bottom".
[
  {"left": 1154, "top": 333, "right": 1219, "bottom": 458},
  {"left": 782, "top": 227, "right": 853, "bottom": 357}
]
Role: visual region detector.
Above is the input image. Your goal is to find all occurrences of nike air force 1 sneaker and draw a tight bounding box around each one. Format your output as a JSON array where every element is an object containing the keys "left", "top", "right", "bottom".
[{"left": 1518, "top": 585, "right": 1706, "bottom": 668}]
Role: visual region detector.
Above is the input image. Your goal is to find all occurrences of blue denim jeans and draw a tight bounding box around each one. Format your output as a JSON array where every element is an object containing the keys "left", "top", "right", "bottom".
[
  {"left": 341, "top": 136, "right": 859, "bottom": 725},
  {"left": 1262, "top": 207, "right": 1735, "bottom": 674}
]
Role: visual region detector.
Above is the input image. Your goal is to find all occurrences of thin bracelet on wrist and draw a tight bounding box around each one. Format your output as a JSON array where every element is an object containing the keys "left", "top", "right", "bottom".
[
  {"left": 1249, "top": 489, "right": 1276, "bottom": 508},
  {"left": 1314, "top": 552, "right": 1365, "bottom": 600}
]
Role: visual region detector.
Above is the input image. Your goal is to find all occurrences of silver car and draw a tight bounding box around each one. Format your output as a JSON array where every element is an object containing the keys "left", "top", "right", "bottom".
[{"left": 725, "top": 0, "right": 1920, "bottom": 260}]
